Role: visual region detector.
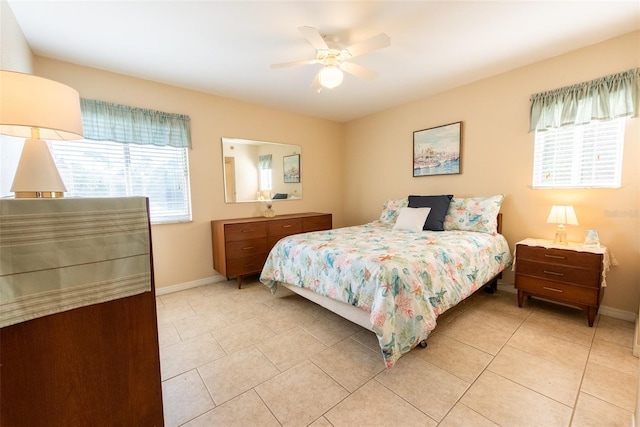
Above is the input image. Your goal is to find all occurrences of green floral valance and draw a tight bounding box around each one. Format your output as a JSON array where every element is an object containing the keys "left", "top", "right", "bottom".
[
  {"left": 80, "top": 98, "right": 192, "bottom": 148},
  {"left": 530, "top": 68, "right": 639, "bottom": 132}
]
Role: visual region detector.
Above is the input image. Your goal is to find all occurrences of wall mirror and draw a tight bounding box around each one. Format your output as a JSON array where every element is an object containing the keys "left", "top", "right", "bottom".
[{"left": 222, "top": 137, "right": 302, "bottom": 203}]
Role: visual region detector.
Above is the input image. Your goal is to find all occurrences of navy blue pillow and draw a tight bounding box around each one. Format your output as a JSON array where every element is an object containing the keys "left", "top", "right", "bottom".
[
  {"left": 272, "top": 193, "right": 288, "bottom": 199},
  {"left": 407, "top": 195, "right": 454, "bottom": 231}
]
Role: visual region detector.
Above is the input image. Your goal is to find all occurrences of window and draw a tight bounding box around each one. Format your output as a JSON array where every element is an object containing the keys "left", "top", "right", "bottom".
[
  {"left": 258, "top": 154, "right": 273, "bottom": 194},
  {"left": 73, "top": 98, "right": 192, "bottom": 224},
  {"left": 532, "top": 118, "right": 624, "bottom": 189},
  {"left": 259, "top": 168, "right": 272, "bottom": 192},
  {"left": 529, "top": 68, "right": 637, "bottom": 189},
  {"left": 49, "top": 139, "right": 191, "bottom": 223}
]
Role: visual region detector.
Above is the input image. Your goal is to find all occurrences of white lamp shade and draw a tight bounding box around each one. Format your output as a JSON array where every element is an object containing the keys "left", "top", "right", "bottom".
[
  {"left": 546, "top": 205, "right": 579, "bottom": 226},
  {"left": 318, "top": 66, "right": 344, "bottom": 89},
  {"left": 0, "top": 70, "right": 83, "bottom": 140}
]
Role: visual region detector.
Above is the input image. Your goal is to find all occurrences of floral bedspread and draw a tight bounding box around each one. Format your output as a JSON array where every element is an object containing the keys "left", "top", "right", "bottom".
[{"left": 259, "top": 221, "right": 513, "bottom": 368}]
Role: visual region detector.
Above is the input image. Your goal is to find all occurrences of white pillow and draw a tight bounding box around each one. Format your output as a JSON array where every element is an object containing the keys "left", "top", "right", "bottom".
[{"left": 392, "top": 207, "right": 432, "bottom": 232}]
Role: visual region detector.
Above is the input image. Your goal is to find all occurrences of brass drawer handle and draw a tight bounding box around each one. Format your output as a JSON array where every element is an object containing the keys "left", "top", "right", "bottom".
[
  {"left": 282, "top": 224, "right": 292, "bottom": 228},
  {"left": 543, "top": 286, "right": 563, "bottom": 293},
  {"left": 543, "top": 270, "right": 564, "bottom": 276},
  {"left": 241, "top": 229, "right": 253, "bottom": 233},
  {"left": 544, "top": 254, "right": 565, "bottom": 259},
  {"left": 242, "top": 246, "right": 254, "bottom": 250}
]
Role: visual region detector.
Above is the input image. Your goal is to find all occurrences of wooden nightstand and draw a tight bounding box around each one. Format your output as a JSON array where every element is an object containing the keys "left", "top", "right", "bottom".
[{"left": 514, "top": 239, "right": 609, "bottom": 327}]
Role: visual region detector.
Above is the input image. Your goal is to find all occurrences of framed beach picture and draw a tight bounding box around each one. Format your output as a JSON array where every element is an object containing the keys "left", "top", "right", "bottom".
[
  {"left": 283, "top": 154, "right": 300, "bottom": 183},
  {"left": 413, "top": 121, "right": 462, "bottom": 177}
]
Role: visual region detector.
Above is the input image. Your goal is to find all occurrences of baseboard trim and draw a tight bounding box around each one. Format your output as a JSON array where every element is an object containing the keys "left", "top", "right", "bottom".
[
  {"left": 157, "top": 278, "right": 637, "bottom": 323},
  {"left": 497, "top": 282, "right": 636, "bottom": 322},
  {"left": 155, "top": 274, "right": 226, "bottom": 296}
]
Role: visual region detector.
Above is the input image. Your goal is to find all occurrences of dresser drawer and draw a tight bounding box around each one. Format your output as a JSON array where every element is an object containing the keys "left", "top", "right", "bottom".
[
  {"left": 225, "top": 238, "right": 268, "bottom": 260},
  {"left": 226, "top": 253, "right": 268, "bottom": 277},
  {"left": 515, "top": 259, "right": 602, "bottom": 288},
  {"left": 225, "top": 222, "right": 267, "bottom": 242},
  {"left": 516, "top": 276, "right": 599, "bottom": 306},
  {"left": 303, "top": 215, "right": 332, "bottom": 232},
  {"left": 516, "top": 245, "right": 601, "bottom": 270},
  {"left": 267, "top": 218, "right": 303, "bottom": 237}
]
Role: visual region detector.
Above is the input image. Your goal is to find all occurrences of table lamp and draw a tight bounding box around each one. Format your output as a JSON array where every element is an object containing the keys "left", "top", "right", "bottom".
[
  {"left": 0, "top": 70, "right": 83, "bottom": 198},
  {"left": 546, "top": 205, "right": 578, "bottom": 244}
]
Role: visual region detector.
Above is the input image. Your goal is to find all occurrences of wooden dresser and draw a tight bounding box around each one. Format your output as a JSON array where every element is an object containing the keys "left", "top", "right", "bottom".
[
  {"left": 514, "top": 240, "right": 606, "bottom": 326},
  {"left": 211, "top": 212, "right": 332, "bottom": 288},
  {"left": 1, "top": 197, "right": 163, "bottom": 426}
]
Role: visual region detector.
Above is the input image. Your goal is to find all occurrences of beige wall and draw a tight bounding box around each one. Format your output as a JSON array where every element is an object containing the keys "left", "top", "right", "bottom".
[
  {"left": 344, "top": 31, "right": 640, "bottom": 313},
  {"left": 32, "top": 58, "right": 346, "bottom": 289}
]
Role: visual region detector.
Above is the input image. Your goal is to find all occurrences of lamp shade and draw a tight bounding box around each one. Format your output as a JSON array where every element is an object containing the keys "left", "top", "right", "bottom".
[
  {"left": 1, "top": 70, "right": 83, "bottom": 198},
  {"left": 0, "top": 70, "right": 83, "bottom": 140},
  {"left": 546, "top": 205, "right": 579, "bottom": 226},
  {"left": 318, "top": 66, "right": 344, "bottom": 89}
]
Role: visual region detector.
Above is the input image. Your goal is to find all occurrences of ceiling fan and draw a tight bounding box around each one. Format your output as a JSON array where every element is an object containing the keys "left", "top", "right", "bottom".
[{"left": 271, "top": 26, "right": 390, "bottom": 92}]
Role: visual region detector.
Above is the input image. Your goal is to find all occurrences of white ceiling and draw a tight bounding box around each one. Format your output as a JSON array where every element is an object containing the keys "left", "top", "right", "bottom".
[{"left": 7, "top": 1, "right": 640, "bottom": 123}]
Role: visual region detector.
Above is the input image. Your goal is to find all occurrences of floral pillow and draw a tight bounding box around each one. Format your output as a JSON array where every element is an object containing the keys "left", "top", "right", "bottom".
[
  {"left": 378, "top": 198, "right": 409, "bottom": 224},
  {"left": 443, "top": 195, "right": 504, "bottom": 234}
]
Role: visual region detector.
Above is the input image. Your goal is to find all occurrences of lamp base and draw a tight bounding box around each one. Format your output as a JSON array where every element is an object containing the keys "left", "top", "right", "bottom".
[
  {"left": 553, "top": 225, "right": 568, "bottom": 245},
  {"left": 14, "top": 191, "right": 65, "bottom": 199},
  {"left": 10, "top": 138, "right": 67, "bottom": 199}
]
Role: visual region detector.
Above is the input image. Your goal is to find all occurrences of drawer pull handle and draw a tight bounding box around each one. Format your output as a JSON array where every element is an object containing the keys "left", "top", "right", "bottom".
[
  {"left": 282, "top": 225, "right": 292, "bottom": 228},
  {"left": 543, "top": 286, "right": 563, "bottom": 293},
  {"left": 544, "top": 254, "right": 565, "bottom": 259},
  {"left": 242, "top": 246, "right": 254, "bottom": 250},
  {"left": 543, "top": 270, "right": 564, "bottom": 276},
  {"left": 241, "top": 229, "right": 253, "bottom": 233}
]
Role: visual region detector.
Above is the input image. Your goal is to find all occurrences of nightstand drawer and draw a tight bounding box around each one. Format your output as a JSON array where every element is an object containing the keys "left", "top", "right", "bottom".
[
  {"left": 516, "top": 276, "right": 599, "bottom": 306},
  {"left": 225, "top": 238, "right": 268, "bottom": 260},
  {"left": 516, "top": 259, "right": 602, "bottom": 288},
  {"left": 267, "top": 218, "right": 303, "bottom": 237},
  {"left": 225, "top": 222, "right": 267, "bottom": 242},
  {"left": 516, "top": 245, "right": 601, "bottom": 270}
]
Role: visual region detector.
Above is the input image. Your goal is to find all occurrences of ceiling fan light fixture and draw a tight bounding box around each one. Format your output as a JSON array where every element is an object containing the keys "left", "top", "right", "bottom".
[{"left": 318, "top": 66, "right": 344, "bottom": 89}]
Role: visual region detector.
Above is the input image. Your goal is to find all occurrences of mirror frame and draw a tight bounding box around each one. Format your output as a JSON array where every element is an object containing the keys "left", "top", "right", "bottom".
[{"left": 221, "top": 137, "right": 302, "bottom": 203}]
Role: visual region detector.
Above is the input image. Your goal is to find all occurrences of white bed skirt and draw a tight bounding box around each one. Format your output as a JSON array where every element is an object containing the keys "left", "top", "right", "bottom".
[{"left": 280, "top": 282, "right": 374, "bottom": 332}]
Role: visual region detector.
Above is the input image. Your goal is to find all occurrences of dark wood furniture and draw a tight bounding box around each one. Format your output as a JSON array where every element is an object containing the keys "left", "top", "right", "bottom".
[
  {"left": 514, "top": 241, "right": 605, "bottom": 326},
  {"left": 211, "top": 212, "right": 332, "bottom": 288},
  {"left": 0, "top": 198, "right": 163, "bottom": 426}
]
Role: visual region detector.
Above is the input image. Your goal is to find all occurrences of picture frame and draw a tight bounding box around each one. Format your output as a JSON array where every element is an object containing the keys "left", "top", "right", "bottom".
[
  {"left": 283, "top": 154, "right": 300, "bottom": 183},
  {"left": 413, "top": 121, "right": 462, "bottom": 177}
]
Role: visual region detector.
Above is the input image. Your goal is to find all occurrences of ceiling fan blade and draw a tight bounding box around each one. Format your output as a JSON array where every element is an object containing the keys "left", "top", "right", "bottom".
[
  {"left": 345, "top": 33, "right": 390, "bottom": 58},
  {"left": 340, "top": 62, "right": 378, "bottom": 80},
  {"left": 298, "top": 26, "right": 329, "bottom": 51},
  {"left": 310, "top": 70, "right": 323, "bottom": 93},
  {"left": 271, "top": 59, "right": 320, "bottom": 69}
]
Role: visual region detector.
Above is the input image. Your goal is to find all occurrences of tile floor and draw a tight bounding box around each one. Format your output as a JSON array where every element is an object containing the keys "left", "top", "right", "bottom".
[{"left": 156, "top": 279, "right": 638, "bottom": 427}]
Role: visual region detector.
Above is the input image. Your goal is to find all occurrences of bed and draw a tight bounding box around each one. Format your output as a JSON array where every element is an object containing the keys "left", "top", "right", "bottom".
[{"left": 260, "top": 195, "right": 513, "bottom": 368}]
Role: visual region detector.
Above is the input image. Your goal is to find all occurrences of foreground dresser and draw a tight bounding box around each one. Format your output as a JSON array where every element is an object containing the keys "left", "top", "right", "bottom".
[
  {"left": 514, "top": 238, "right": 611, "bottom": 327},
  {"left": 0, "top": 197, "right": 163, "bottom": 426},
  {"left": 212, "top": 212, "right": 332, "bottom": 287}
]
